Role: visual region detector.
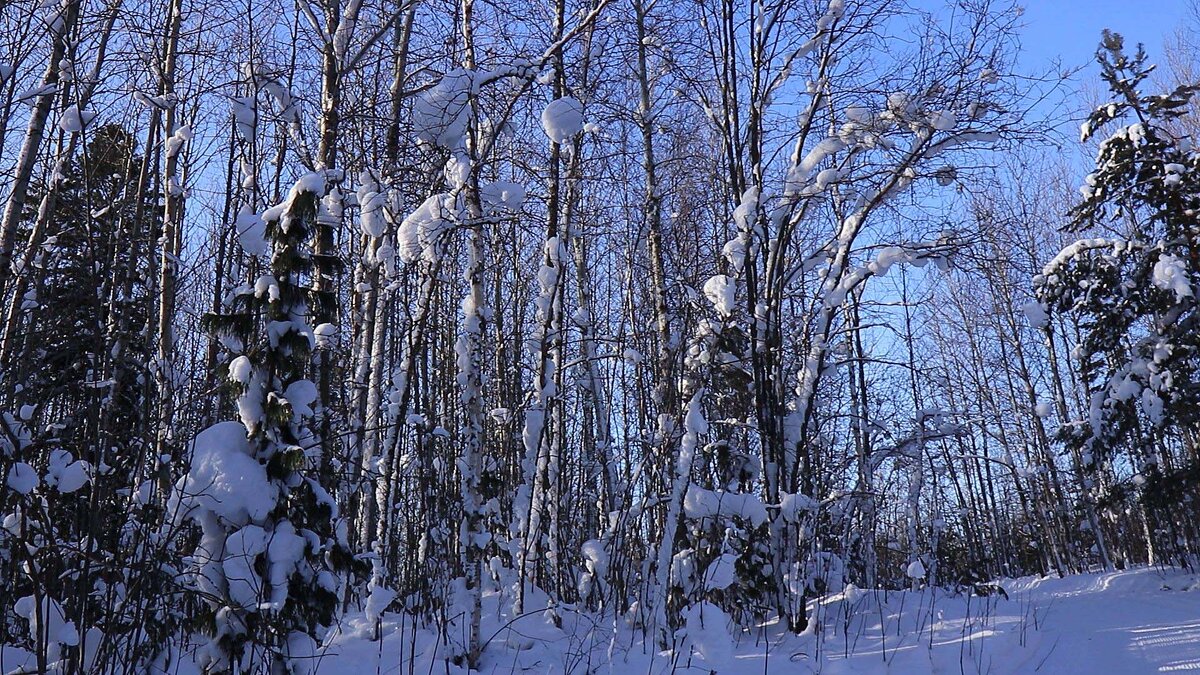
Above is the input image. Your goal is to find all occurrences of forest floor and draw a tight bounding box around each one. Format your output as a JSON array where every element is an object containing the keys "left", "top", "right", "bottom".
[
  {"left": 3, "top": 566, "right": 1198, "bottom": 673},
  {"left": 321, "top": 566, "right": 1200, "bottom": 675}
]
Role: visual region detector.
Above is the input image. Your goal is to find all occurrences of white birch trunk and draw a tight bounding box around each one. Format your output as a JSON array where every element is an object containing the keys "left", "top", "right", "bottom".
[{"left": 0, "top": 0, "right": 81, "bottom": 302}]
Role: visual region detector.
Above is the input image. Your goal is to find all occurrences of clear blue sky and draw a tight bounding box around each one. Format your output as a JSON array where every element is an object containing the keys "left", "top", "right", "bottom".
[
  {"left": 1000, "top": 0, "right": 1194, "bottom": 141},
  {"left": 1018, "top": 0, "right": 1191, "bottom": 73}
]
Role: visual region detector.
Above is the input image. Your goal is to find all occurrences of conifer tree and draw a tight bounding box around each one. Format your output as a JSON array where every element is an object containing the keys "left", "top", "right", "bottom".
[
  {"left": 184, "top": 173, "right": 357, "bottom": 673},
  {"left": 1034, "top": 32, "right": 1200, "bottom": 559},
  {"left": 0, "top": 124, "right": 174, "bottom": 672}
]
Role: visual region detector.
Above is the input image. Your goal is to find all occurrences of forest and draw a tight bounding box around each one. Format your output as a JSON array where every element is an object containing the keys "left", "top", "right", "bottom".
[{"left": 1, "top": 0, "right": 1199, "bottom": 673}]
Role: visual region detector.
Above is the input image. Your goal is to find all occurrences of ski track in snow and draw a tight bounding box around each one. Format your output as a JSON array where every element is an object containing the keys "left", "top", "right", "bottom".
[{"left": 1010, "top": 570, "right": 1200, "bottom": 675}]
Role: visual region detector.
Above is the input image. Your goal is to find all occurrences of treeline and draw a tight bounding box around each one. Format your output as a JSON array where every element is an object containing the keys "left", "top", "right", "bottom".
[{"left": 0, "top": 0, "right": 1197, "bottom": 672}]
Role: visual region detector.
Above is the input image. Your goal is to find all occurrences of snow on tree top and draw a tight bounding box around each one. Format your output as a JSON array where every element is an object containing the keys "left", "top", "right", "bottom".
[{"left": 541, "top": 97, "right": 584, "bottom": 144}]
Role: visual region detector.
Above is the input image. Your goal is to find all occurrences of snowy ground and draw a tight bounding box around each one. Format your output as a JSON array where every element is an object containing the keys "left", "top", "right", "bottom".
[
  {"left": 320, "top": 567, "right": 1200, "bottom": 675},
  {"left": 3, "top": 567, "right": 1198, "bottom": 673}
]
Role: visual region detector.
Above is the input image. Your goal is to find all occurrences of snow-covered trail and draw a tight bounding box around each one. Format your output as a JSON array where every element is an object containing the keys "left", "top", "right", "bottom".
[
  {"left": 1004, "top": 568, "right": 1200, "bottom": 674},
  {"left": 795, "top": 567, "right": 1200, "bottom": 675}
]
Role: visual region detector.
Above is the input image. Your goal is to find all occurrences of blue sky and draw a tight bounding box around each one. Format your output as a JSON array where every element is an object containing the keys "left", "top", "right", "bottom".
[
  {"left": 1018, "top": 0, "right": 1191, "bottom": 73},
  {"left": 1009, "top": 1, "right": 1194, "bottom": 144}
]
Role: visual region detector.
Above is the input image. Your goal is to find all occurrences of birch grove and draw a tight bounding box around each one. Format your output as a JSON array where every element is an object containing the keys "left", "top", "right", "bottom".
[{"left": 1, "top": 0, "right": 1199, "bottom": 673}]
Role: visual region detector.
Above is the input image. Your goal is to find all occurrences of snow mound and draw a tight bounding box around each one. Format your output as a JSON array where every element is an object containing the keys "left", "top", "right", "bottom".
[
  {"left": 1153, "top": 253, "right": 1193, "bottom": 301},
  {"left": 174, "top": 421, "right": 277, "bottom": 526},
  {"left": 541, "top": 97, "right": 584, "bottom": 144}
]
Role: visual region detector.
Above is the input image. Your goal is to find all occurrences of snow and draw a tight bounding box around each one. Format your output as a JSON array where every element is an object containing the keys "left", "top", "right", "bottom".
[
  {"left": 17, "top": 84, "right": 56, "bottom": 104},
  {"left": 788, "top": 136, "right": 847, "bottom": 192},
  {"left": 8, "top": 10, "right": 1200, "bottom": 675},
  {"left": 887, "top": 91, "right": 916, "bottom": 117},
  {"left": 1022, "top": 299, "right": 1049, "bottom": 329},
  {"left": 1114, "top": 373, "right": 1141, "bottom": 401},
  {"left": 732, "top": 186, "right": 759, "bottom": 230},
  {"left": 815, "top": 166, "right": 841, "bottom": 189},
  {"left": 1153, "top": 253, "right": 1193, "bottom": 301},
  {"left": 139, "top": 565, "right": 1196, "bottom": 675},
  {"left": 702, "top": 274, "right": 735, "bottom": 316},
  {"left": 581, "top": 539, "right": 609, "bottom": 578},
  {"left": 261, "top": 74, "right": 298, "bottom": 121},
  {"left": 1039, "top": 238, "right": 1115, "bottom": 281},
  {"left": 780, "top": 490, "right": 820, "bottom": 522},
  {"left": 314, "top": 323, "right": 336, "bottom": 348},
  {"left": 413, "top": 70, "right": 472, "bottom": 148},
  {"left": 254, "top": 275, "right": 280, "bottom": 302},
  {"left": 398, "top": 193, "right": 456, "bottom": 264},
  {"left": 681, "top": 601, "right": 734, "bottom": 668},
  {"left": 480, "top": 181, "right": 525, "bottom": 211},
  {"left": 165, "top": 125, "right": 193, "bottom": 158},
  {"left": 723, "top": 236, "right": 747, "bottom": 272},
  {"left": 58, "top": 104, "right": 95, "bottom": 133},
  {"left": 173, "top": 421, "right": 277, "bottom": 526},
  {"left": 683, "top": 484, "right": 768, "bottom": 526},
  {"left": 13, "top": 595, "right": 78, "bottom": 662},
  {"left": 230, "top": 95, "right": 256, "bottom": 141},
  {"left": 284, "top": 379, "right": 319, "bottom": 420},
  {"left": 364, "top": 581, "right": 396, "bottom": 631},
  {"left": 266, "top": 521, "right": 307, "bottom": 607},
  {"left": 702, "top": 552, "right": 740, "bottom": 591},
  {"left": 443, "top": 151, "right": 471, "bottom": 187},
  {"left": 55, "top": 459, "right": 90, "bottom": 493},
  {"left": 133, "top": 90, "right": 172, "bottom": 110},
  {"left": 845, "top": 105, "right": 872, "bottom": 124},
  {"left": 285, "top": 632, "right": 320, "bottom": 675},
  {"left": 235, "top": 209, "right": 269, "bottom": 256},
  {"left": 1142, "top": 388, "right": 1165, "bottom": 424},
  {"left": 928, "top": 109, "right": 957, "bottom": 131},
  {"left": 223, "top": 524, "right": 269, "bottom": 610},
  {"left": 227, "top": 355, "right": 252, "bottom": 384},
  {"left": 540, "top": 97, "right": 585, "bottom": 144},
  {"left": 869, "top": 245, "right": 909, "bottom": 276},
  {"left": 7, "top": 462, "right": 38, "bottom": 494},
  {"left": 356, "top": 183, "right": 387, "bottom": 237},
  {"left": 905, "top": 558, "right": 927, "bottom": 580}
]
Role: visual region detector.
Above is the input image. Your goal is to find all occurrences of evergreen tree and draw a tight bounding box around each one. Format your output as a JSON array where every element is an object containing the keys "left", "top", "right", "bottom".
[
  {"left": 10, "top": 124, "right": 153, "bottom": 451},
  {"left": 185, "top": 173, "right": 357, "bottom": 673},
  {"left": 0, "top": 124, "right": 173, "bottom": 671},
  {"left": 1034, "top": 32, "right": 1200, "bottom": 557}
]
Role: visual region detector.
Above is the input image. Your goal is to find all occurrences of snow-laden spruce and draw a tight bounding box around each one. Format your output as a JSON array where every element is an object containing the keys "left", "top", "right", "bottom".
[{"left": 181, "top": 174, "right": 355, "bottom": 673}]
